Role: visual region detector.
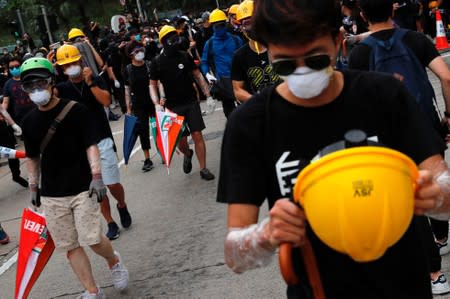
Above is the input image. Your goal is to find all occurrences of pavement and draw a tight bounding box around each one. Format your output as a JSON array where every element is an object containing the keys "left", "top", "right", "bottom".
[{"left": 0, "top": 53, "right": 450, "bottom": 298}]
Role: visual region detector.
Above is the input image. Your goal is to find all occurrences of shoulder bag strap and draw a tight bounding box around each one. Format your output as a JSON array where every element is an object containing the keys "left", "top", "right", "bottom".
[{"left": 40, "top": 100, "right": 77, "bottom": 154}]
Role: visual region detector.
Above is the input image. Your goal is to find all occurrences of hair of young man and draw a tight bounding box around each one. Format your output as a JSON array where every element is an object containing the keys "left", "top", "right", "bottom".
[
  {"left": 252, "top": 0, "right": 341, "bottom": 46},
  {"left": 359, "top": 0, "right": 394, "bottom": 24}
]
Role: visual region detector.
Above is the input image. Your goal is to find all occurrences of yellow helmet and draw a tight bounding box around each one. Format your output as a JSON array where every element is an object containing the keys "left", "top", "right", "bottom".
[
  {"left": 56, "top": 44, "right": 82, "bottom": 66},
  {"left": 158, "top": 25, "right": 177, "bottom": 43},
  {"left": 228, "top": 4, "right": 239, "bottom": 16},
  {"left": 429, "top": 1, "right": 438, "bottom": 9},
  {"left": 293, "top": 146, "right": 418, "bottom": 262},
  {"left": 236, "top": 0, "right": 254, "bottom": 22},
  {"left": 209, "top": 9, "right": 227, "bottom": 24},
  {"left": 68, "top": 28, "right": 85, "bottom": 41}
]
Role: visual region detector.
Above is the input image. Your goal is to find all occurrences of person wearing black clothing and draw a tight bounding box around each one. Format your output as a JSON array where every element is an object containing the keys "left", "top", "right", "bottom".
[
  {"left": 150, "top": 26, "right": 216, "bottom": 181},
  {"left": 21, "top": 57, "right": 128, "bottom": 296},
  {"left": 231, "top": 1, "right": 282, "bottom": 103},
  {"left": 56, "top": 44, "right": 132, "bottom": 241},
  {"left": 393, "top": 0, "right": 422, "bottom": 29},
  {"left": 217, "top": 0, "right": 450, "bottom": 298},
  {"left": 124, "top": 41, "right": 155, "bottom": 172},
  {"left": 348, "top": 0, "right": 450, "bottom": 294},
  {"left": 194, "top": 17, "right": 214, "bottom": 58}
]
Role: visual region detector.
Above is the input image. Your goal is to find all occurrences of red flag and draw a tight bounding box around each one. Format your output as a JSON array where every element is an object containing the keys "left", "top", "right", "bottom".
[{"left": 15, "top": 208, "right": 55, "bottom": 299}]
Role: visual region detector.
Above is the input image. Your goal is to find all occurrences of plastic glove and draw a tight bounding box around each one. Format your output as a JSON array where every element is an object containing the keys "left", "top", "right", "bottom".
[
  {"left": 12, "top": 124, "right": 22, "bottom": 136},
  {"left": 30, "top": 184, "right": 41, "bottom": 207},
  {"left": 206, "top": 73, "right": 217, "bottom": 83},
  {"left": 206, "top": 96, "right": 217, "bottom": 115},
  {"left": 89, "top": 174, "right": 107, "bottom": 202},
  {"left": 155, "top": 104, "right": 164, "bottom": 112},
  {"left": 114, "top": 80, "right": 121, "bottom": 88}
]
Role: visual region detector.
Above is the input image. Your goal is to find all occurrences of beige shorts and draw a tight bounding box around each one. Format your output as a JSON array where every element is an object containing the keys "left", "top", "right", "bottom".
[{"left": 41, "top": 191, "right": 102, "bottom": 251}]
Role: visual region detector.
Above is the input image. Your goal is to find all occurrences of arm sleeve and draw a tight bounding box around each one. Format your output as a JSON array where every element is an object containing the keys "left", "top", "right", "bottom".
[
  {"left": 149, "top": 58, "right": 160, "bottom": 81},
  {"left": 123, "top": 65, "right": 130, "bottom": 86},
  {"left": 404, "top": 31, "right": 440, "bottom": 67},
  {"left": 231, "top": 49, "right": 245, "bottom": 81},
  {"left": 200, "top": 41, "right": 210, "bottom": 75},
  {"left": 77, "top": 104, "right": 98, "bottom": 149}
]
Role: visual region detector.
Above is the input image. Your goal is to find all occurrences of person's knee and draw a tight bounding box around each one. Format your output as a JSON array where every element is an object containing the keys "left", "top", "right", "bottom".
[
  {"left": 67, "top": 246, "right": 82, "bottom": 259},
  {"left": 191, "top": 131, "right": 203, "bottom": 142}
]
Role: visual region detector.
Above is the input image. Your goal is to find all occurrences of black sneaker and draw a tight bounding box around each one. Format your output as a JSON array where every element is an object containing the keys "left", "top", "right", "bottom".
[
  {"left": 106, "top": 222, "right": 120, "bottom": 240},
  {"left": 117, "top": 204, "right": 132, "bottom": 228},
  {"left": 200, "top": 168, "right": 215, "bottom": 181},
  {"left": 12, "top": 176, "right": 28, "bottom": 188},
  {"left": 183, "top": 149, "right": 194, "bottom": 174},
  {"left": 142, "top": 159, "right": 154, "bottom": 172}
]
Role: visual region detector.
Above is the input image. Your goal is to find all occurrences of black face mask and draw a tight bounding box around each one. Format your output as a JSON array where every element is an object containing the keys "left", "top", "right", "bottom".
[{"left": 163, "top": 35, "right": 182, "bottom": 56}]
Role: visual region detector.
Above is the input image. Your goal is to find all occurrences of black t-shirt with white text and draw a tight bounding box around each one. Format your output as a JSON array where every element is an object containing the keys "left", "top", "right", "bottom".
[
  {"left": 231, "top": 44, "right": 282, "bottom": 96},
  {"left": 217, "top": 70, "right": 444, "bottom": 298},
  {"left": 56, "top": 76, "right": 113, "bottom": 143},
  {"left": 22, "top": 99, "right": 97, "bottom": 197},
  {"left": 150, "top": 51, "right": 197, "bottom": 109}
]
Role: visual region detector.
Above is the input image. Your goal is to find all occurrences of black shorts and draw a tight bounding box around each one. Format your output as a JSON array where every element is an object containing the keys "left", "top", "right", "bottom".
[{"left": 170, "top": 102, "right": 205, "bottom": 136}]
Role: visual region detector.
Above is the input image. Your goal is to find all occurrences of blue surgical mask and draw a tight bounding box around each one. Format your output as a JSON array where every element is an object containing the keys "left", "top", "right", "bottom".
[
  {"left": 10, "top": 67, "right": 20, "bottom": 77},
  {"left": 135, "top": 34, "right": 141, "bottom": 42}
]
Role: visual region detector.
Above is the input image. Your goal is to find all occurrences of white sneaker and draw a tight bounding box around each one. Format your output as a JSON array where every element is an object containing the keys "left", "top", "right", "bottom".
[
  {"left": 77, "top": 287, "right": 105, "bottom": 299},
  {"left": 436, "top": 239, "right": 450, "bottom": 256},
  {"left": 432, "top": 274, "right": 450, "bottom": 295},
  {"left": 111, "top": 251, "right": 129, "bottom": 290}
]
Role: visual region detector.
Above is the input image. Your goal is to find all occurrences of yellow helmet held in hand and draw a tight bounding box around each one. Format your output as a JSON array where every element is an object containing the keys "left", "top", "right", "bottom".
[
  {"left": 228, "top": 4, "right": 239, "bottom": 16},
  {"left": 158, "top": 25, "right": 177, "bottom": 43},
  {"left": 56, "top": 44, "right": 82, "bottom": 66},
  {"left": 236, "top": 0, "right": 254, "bottom": 21},
  {"left": 293, "top": 144, "right": 418, "bottom": 262},
  {"left": 209, "top": 9, "right": 227, "bottom": 24},
  {"left": 68, "top": 28, "right": 85, "bottom": 41}
]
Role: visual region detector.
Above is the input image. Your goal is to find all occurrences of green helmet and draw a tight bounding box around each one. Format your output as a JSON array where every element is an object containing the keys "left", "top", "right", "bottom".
[{"left": 20, "top": 57, "right": 54, "bottom": 82}]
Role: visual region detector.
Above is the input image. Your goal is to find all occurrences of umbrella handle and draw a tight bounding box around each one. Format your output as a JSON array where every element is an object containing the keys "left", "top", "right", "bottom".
[{"left": 279, "top": 240, "right": 327, "bottom": 299}]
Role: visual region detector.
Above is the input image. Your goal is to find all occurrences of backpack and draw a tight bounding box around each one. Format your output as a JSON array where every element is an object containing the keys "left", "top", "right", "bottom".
[{"left": 362, "top": 29, "right": 438, "bottom": 123}]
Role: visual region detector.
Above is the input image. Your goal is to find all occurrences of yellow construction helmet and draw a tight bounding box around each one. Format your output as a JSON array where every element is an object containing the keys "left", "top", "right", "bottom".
[
  {"left": 56, "top": 44, "right": 82, "bottom": 65},
  {"left": 292, "top": 146, "right": 418, "bottom": 262},
  {"left": 429, "top": 1, "right": 438, "bottom": 9},
  {"left": 68, "top": 28, "right": 85, "bottom": 41},
  {"left": 159, "top": 25, "right": 177, "bottom": 43},
  {"left": 236, "top": 0, "right": 254, "bottom": 21},
  {"left": 228, "top": 4, "right": 239, "bottom": 16},
  {"left": 209, "top": 9, "right": 227, "bottom": 24}
]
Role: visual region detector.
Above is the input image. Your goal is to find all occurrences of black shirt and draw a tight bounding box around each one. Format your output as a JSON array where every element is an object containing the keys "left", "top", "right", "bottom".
[
  {"left": 150, "top": 51, "right": 197, "bottom": 109},
  {"left": 217, "top": 70, "right": 444, "bottom": 298},
  {"left": 56, "top": 76, "right": 113, "bottom": 143},
  {"left": 231, "top": 44, "right": 282, "bottom": 96},
  {"left": 348, "top": 29, "right": 439, "bottom": 70},
  {"left": 123, "top": 62, "right": 152, "bottom": 107},
  {"left": 22, "top": 99, "right": 97, "bottom": 197}
]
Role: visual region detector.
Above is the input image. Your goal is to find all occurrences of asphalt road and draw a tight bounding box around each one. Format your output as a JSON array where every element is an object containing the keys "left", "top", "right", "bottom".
[{"left": 0, "top": 52, "right": 450, "bottom": 298}]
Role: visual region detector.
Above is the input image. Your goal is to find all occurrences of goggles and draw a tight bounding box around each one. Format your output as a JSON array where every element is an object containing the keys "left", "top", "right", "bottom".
[
  {"left": 271, "top": 54, "right": 331, "bottom": 76},
  {"left": 165, "top": 34, "right": 182, "bottom": 46},
  {"left": 22, "top": 77, "right": 52, "bottom": 93}
]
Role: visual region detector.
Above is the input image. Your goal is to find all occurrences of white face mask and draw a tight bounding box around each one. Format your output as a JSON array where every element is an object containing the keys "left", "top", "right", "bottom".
[
  {"left": 64, "top": 65, "right": 82, "bottom": 78},
  {"left": 281, "top": 66, "right": 333, "bottom": 99},
  {"left": 134, "top": 52, "right": 145, "bottom": 61},
  {"left": 29, "top": 89, "right": 51, "bottom": 106}
]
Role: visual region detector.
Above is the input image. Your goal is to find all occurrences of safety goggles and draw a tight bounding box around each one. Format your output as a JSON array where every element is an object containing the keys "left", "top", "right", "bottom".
[
  {"left": 271, "top": 54, "right": 331, "bottom": 76},
  {"left": 22, "top": 77, "right": 52, "bottom": 93}
]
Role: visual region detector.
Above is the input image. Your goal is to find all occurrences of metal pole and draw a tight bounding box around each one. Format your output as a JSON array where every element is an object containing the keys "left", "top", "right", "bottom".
[
  {"left": 16, "top": 9, "right": 25, "bottom": 35},
  {"left": 215, "top": 0, "right": 219, "bottom": 8},
  {"left": 136, "top": 0, "right": 144, "bottom": 23},
  {"left": 40, "top": 5, "right": 53, "bottom": 44}
]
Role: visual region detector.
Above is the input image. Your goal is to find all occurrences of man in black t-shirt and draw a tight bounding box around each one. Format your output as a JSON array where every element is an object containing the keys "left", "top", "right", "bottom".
[
  {"left": 348, "top": 1, "right": 450, "bottom": 294},
  {"left": 150, "top": 26, "right": 216, "bottom": 181},
  {"left": 20, "top": 57, "right": 128, "bottom": 296},
  {"left": 217, "top": 1, "right": 450, "bottom": 298},
  {"left": 123, "top": 41, "right": 155, "bottom": 172},
  {"left": 55, "top": 44, "right": 132, "bottom": 241},
  {"left": 231, "top": 0, "right": 282, "bottom": 103}
]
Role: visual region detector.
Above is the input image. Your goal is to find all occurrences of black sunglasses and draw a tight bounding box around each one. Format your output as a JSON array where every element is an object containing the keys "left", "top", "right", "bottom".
[{"left": 271, "top": 54, "right": 332, "bottom": 76}]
